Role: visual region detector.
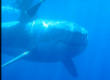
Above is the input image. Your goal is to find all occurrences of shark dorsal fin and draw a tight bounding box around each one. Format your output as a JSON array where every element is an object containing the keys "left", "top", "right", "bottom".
[{"left": 26, "top": 0, "right": 45, "bottom": 17}]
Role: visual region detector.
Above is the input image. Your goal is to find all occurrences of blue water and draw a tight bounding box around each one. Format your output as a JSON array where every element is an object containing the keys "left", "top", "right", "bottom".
[{"left": 2, "top": 0, "right": 110, "bottom": 80}]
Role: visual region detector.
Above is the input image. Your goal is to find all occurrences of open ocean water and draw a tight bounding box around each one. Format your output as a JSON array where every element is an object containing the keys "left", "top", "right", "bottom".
[{"left": 1, "top": 0, "right": 110, "bottom": 80}]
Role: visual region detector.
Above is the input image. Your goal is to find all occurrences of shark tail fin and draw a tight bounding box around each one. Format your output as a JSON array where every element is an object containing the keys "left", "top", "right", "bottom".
[
  {"left": 26, "top": 0, "right": 45, "bottom": 17},
  {"left": 63, "top": 59, "right": 78, "bottom": 77}
]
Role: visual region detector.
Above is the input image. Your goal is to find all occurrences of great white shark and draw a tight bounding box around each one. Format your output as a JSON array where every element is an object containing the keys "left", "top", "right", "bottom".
[{"left": 2, "top": 0, "right": 88, "bottom": 77}]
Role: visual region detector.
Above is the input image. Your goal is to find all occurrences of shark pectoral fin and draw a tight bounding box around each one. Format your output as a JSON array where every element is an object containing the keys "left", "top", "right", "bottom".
[
  {"left": 63, "top": 59, "right": 78, "bottom": 77},
  {"left": 2, "top": 51, "right": 30, "bottom": 68},
  {"left": 27, "top": 0, "right": 45, "bottom": 17}
]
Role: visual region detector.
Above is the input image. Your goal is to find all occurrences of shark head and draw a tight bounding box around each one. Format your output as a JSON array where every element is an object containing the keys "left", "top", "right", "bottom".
[{"left": 24, "top": 19, "right": 88, "bottom": 61}]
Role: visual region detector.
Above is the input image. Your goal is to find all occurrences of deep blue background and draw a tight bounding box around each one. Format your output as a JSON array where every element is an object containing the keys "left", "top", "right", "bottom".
[{"left": 2, "top": 0, "right": 110, "bottom": 80}]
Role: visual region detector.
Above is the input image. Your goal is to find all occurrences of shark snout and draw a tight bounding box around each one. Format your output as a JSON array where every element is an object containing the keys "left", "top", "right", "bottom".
[
  {"left": 69, "top": 27, "right": 88, "bottom": 47},
  {"left": 81, "top": 28, "right": 88, "bottom": 43}
]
